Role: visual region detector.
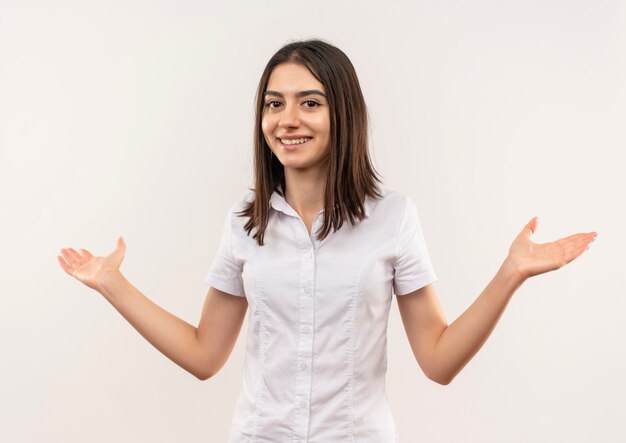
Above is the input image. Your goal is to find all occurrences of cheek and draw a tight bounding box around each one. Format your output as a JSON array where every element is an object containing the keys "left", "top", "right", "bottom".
[
  {"left": 311, "top": 112, "right": 330, "bottom": 137},
  {"left": 261, "top": 118, "right": 273, "bottom": 138}
]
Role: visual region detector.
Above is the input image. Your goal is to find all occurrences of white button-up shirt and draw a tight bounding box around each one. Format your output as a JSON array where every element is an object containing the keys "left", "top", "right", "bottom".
[{"left": 204, "top": 185, "right": 437, "bottom": 442}]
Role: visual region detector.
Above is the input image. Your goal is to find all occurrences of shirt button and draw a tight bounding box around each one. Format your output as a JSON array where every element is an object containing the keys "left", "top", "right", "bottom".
[
  {"left": 302, "top": 325, "right": 310, "bottom": 333},
  {"left": 304, "top": 286, "right": 312, "bottom": 295},
  {"left": 299, "top": 400, "right": 308, "bottom": 409},
  {"left": 299, "top": 362, "right": 307, "bottom": 370}
]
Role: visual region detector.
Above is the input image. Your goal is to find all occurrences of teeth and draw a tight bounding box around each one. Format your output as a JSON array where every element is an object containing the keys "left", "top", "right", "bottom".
[{"left": 281, "top": 137, "right": 311, "bottom": 145}]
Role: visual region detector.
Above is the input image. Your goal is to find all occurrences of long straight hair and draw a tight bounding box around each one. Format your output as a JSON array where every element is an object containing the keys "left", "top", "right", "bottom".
[{"left": 238, "top": 38, "right": 383, "bottom": 246}]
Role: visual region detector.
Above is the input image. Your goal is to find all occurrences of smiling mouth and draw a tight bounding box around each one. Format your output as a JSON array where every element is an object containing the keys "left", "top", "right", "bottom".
[
  {"left": 279, "top": 137, "right": 312, "bottom": 145},
  {"left": 278, "top": 137, "right": 313, "bottom": 152}
]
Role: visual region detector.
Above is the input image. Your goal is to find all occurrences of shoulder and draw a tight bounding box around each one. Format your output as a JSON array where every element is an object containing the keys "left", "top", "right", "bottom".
[
  {"left": 224, "top": 189, "right": 255, "bottom": 214},
  {"left": 216, "top": 191, "right": 254, "bottom": 233},
  {"left": 367, "top": 185, "right": 412, "bottom": 216},
  {"left": 240, "top": 189, "right": 256, "bottom": 208}
]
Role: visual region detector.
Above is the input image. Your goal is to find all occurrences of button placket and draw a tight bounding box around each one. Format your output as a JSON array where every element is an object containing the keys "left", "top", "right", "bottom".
[{"left": 293, "top": 217, "right": 316, "bottom": 442}]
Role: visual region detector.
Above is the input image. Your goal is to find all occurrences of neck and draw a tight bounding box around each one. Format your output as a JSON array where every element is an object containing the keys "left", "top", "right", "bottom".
[{"left": 283, "top": 167, "right": 327, "bottom": 217}]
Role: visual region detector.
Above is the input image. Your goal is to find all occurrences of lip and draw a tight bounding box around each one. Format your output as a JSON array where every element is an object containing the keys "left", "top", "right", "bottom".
[
  {"left": 277, "top": 135, "right": 312, "bottom": 140},
  {"left": 278, "top": 137, "right": 312, "bottom": 151}
]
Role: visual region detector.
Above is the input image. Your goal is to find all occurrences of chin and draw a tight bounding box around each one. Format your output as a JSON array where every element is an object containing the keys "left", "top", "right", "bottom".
[
  {"left": 280, "top": 159, "right": 317, "bottom": 170},
  {"left": 281, "top": 162, "right": 310, "bottom": 170}
]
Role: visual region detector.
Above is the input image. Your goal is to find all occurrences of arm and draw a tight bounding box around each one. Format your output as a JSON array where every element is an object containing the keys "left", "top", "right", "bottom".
[
  {"left": 58, "top": 237, "right": 247, "bottom": 381},
  {"left": 397, "top": 217, "right": 597, "bottom": 385},
  {"left": 99, "top": 272, "right": 208, "bottom": 379},
  {"left": 398, "top": 260, "right": 521, "bottom": 385},
  {"left": 99, "top": 274, "right": 247, "bottom": 380}
]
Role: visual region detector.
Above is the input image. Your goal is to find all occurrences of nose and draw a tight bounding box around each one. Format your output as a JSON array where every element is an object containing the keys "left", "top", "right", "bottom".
[{"left": 278, "top": 102, "right": 300, "bottom": 128}]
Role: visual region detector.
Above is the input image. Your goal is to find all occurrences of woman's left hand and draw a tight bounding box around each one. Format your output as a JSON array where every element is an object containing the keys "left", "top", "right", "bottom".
[{"left": 506, "top": 217, "right": 597, "bottom": 281}]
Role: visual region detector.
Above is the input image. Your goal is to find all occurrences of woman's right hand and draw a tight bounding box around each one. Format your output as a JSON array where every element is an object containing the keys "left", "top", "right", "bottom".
[{"left": 57, "top": 236, "right": 127, "bottom": 292}]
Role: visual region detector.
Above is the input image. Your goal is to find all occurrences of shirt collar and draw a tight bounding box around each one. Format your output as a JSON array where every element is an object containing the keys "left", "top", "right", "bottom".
[{"left": 269, "top": 190, "right": 371, "bottom": 219}]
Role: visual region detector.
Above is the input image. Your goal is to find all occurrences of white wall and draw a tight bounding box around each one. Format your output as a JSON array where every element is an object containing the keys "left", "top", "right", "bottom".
[{"left": 1, "top": 0, "right": 624, "bottom": 441}]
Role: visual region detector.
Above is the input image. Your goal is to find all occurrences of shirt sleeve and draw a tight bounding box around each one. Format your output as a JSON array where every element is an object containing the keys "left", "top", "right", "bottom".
[
  {"left": 203, "top": 203, "right": 246, "bottom": 297},
  {"left": 393, "top": 196, "right": 438, "bottom": 296}
]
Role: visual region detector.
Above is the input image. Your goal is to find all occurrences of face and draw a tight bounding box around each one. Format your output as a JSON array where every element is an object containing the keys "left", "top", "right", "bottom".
[{"left": 262, "top": 62, "right": 331, "bottom": 174}]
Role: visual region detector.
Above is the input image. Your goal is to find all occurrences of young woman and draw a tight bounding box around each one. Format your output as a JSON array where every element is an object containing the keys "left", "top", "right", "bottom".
[{"left": 58, "top": 39, "right": 597, "bottom": 442}]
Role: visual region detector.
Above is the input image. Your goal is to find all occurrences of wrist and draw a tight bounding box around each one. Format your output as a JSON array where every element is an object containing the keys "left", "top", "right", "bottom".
[
  {"left": 97, "top": 270, "right": 128, "bottom": 299},
  {"left": 501, "top": 256, "right": 527, "bottom": 288}
]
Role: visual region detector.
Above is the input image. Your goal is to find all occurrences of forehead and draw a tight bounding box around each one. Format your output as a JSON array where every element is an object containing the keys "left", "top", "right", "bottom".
[{"left": 266, "top": 62, "right": 325, "bottom": 94}]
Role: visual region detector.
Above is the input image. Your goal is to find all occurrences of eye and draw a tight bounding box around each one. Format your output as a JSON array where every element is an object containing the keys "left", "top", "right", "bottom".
[
  {"left": 304, "top": 100, "right": 320, "bottom": 108},
  {"left": 265, "top": 100, "right": 280, "bottom": 109},
  {"left": 265, "top": 100, "right": 281, "bottom": 109}
]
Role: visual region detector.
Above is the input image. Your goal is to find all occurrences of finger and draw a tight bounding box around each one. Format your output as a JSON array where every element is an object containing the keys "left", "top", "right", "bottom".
[
  {"left": 557, "top": 233, "right": 596, "bottom": 249},
  {"left": 57, "top": 255, "right": 73, "bottom": 274},
  {"left": 562, "top": 235, "right": 595, "bottom": 264},
  {"left": 563, "top": 241, "right": 589, "bottom": 264},
  {"left": 66, "top": 248, "right": 83, "bottom": 261},
  {"left": 521, "top": 216, "right": 538, "bottom": 238},
  {"left": 60, "top": 249, "right": 77, "bottom": 265},
  {"left": 80, "top": 248, "right": 94, "bottom": 258},
  {"left": 583, "top": 232, "right": 598, "bottom": 250}
]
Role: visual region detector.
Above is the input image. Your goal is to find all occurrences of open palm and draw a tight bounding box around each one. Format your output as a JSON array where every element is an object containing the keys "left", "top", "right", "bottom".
[
  {"left": 57, "top": 237, "right": 126, "bottom": 291},
  {"left": 508, "top": 217, "right": 597, "bottom": 280}
]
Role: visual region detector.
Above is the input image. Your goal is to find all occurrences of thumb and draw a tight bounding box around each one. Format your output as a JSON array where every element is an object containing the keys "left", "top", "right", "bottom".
[
  {"left": 117, "top": 236, "right": 126, "bottom": 251},
  {"left": 522, "top": 216, "right": 538, "bottom": 238}
]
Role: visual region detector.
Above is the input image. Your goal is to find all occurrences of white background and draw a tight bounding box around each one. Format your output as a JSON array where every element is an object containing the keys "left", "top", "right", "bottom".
[{"left": 1, "top": 0, "right": 624, "bottom": 441}]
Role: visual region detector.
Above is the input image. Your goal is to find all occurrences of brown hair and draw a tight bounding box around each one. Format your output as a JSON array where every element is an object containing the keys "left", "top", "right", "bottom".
[{"left": 238, "top": 38, "right": 383, "bottom": 246}]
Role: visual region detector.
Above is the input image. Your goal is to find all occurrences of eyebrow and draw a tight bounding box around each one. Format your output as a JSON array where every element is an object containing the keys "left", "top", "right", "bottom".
[{"left": 264, "top": 89, "right": 327, "bottom": 99}]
